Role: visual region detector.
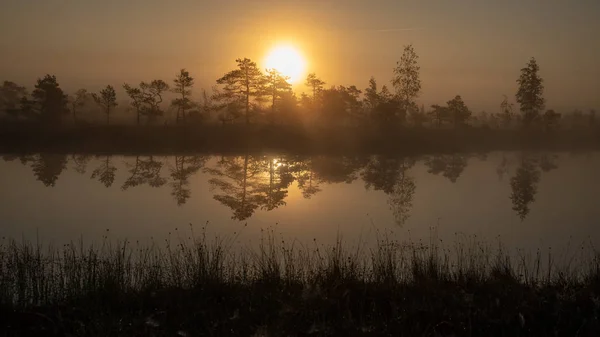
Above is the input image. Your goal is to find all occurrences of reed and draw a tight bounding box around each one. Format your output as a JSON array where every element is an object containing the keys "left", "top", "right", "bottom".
[{"left": 1, "top": 229, "right": 599, "bottom": 336}]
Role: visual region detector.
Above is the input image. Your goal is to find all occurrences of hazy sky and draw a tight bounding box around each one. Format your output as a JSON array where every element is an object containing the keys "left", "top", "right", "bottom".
[{"left": 1, "top": 0, "right": 599, "bottom": 112}]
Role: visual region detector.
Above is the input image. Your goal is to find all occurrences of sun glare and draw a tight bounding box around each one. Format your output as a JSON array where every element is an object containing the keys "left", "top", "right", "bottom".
[{"left": 264, "top": 45, "right": 307, "bottom": 84}]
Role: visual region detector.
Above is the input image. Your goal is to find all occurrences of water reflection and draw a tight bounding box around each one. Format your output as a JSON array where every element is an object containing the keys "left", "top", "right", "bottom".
[
  {"left": 509, "top": 153, "right": 558, "bottom": 220},
  {"left": 71, "top": 154, "right": 92, "bottom": 175},
  {"left": 169, "top": 156, "right": 207, "bottom": 206},
  {"left": 91, "top": 155, "right": 117, "bottom": 187},
  {"left": 292, "top": 157, "right": 321, "bottom": 199},
  {"left": 2, "top": 153, "right": 68, "bottom": 187},
  {"left": 204, "top": 155, "right": 270, "bottom": 220},
  {"left": 122, "top": 156, "right": 166, "bottom": 190},
  {"left": 1, "top": 152, "right": 569, "bottom": 222},
  {"left": 424, "top": 154, "right": 468, "bottom": 183},
  {"left": 361, "top": 156, "right": 416, "bottom": 225}
]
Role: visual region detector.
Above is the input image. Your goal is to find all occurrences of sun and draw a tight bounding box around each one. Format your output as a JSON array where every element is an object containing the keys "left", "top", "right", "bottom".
[{"left": 264, "top": 44, "right": 307, "bottom": 84}]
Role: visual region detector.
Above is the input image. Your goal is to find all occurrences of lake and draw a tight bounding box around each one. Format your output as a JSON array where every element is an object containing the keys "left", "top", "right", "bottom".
[{"left": 1, "top": 151, "right": 599, "bottom": 256}]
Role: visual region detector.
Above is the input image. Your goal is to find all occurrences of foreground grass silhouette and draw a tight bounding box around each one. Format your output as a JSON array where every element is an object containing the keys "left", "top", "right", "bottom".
[{"left": 1, "top": 230, "right": 599, "bottom": 336}]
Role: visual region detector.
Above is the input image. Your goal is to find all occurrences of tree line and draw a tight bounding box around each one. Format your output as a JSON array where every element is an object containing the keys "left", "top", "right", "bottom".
[
  {"left": 0, "top": 46, "right": 597, "bottom": 131},
  {"left": 2, "top": 151, "right": 557, "bottom": 223}
]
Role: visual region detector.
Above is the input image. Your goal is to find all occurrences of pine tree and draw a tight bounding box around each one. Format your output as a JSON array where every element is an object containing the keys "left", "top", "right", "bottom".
[
  {"left": 216, "top": 58, "right": 265, "bottom": 125},
  {"left": 92, "top": 85, "right": 118, "bottom": 125},
  {"left": 516, "top": 57, "right": 545, "bottom": 127}
]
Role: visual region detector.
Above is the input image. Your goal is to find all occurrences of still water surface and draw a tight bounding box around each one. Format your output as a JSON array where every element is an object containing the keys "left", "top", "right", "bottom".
[{"left": 0, "top": 152, "right": 598, "bottom": 253}]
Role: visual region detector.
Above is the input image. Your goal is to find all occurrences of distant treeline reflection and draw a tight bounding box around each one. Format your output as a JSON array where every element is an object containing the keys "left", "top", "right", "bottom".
[{"left": 2, "top": 152, "right": 561, "bottom": 222}]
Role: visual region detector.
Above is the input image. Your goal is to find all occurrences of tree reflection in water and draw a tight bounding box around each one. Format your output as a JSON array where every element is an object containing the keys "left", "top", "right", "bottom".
[
  {"left": 169, "top": 156, "right": 207, "bottom": 206},
  {"left": 31, "top": 154, "right": 68, "bottom": 187},
  {"left": 91, "top": 155, "right": 117, "bottom": 188},
  {"left": 361, "top": 156, "right": 416, "bottom": 225},
  {"left": 509, "top": 153, "right": 558, "bottom": 220},
  {"left": 0, "top": 151, "right": 567, "bottom": 224},
  {"left": 424, "top": 154, "right": 468, "bottom": 183},
  {"left": 121, "top": 156, "right": 166, "bottom": 190},
  {"left": 203, "top": 154, "right": 267, "bottom": 221}
]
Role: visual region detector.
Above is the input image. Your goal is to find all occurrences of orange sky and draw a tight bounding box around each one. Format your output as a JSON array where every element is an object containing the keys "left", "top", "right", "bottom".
[{"left": 1, "top": 0, "right": 599, "bottom": 113}]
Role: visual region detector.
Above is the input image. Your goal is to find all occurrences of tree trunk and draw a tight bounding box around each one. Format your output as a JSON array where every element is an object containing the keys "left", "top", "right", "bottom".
[
  {"left": 179, "top": 91, "right": 187, "bottom": 125},
  {"left": 272, "top": 90, "right": 276, "bottom": 125},
  {"left": 245, "top": 69, "right": 250, "bottom": 126}
]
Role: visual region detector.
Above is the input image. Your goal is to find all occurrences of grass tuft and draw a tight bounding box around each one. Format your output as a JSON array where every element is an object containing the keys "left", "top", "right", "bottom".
[{"left": 1, "top": 229, "right": 599, "bottom": 336}]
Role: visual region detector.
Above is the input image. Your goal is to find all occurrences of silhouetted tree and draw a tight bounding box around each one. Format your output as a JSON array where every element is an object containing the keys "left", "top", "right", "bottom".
[
  {"left": 516, "top": 58, "right": 545, "bottom": 127},
  {"left": 510, "top": 156, "right": 541, "bottom": 220},
  {"left": 305, "top": 73, "right": 326, "bottom": 105},
  {"left": 140, "top": 80, "right": 169, "bottom": 124},
  {"left": 365, "top": 77, "right": 402, "bottom": 125},
  {"left": 447, "top": 95, "right": 471, "bottom": 127},
  {"left": 370, "top": 85, "right": 399, "bottom": 126},
  {"left": 169, "top": 156, "right": 207, "bottom": 206},
  {"left": 344, "top": 85, "right": 363, "bottom": 122},
  {"left": 429, "top": 104, "right": 449, "bottom": 128},
  {"left": 122, "top": 156, "right": 166, "bottom": 190},
  {"left": 299, "top": 92, "right": 312, "bottom": 112},
  {"left": 198, "top": 88, "right": 213, "bottom": 117},
  {"left": 204, "top": 154, "right": 267, "bottom": 220},
  {"left": 31, "top": 154, "right": 68, "bottom": 187},
  {"left": 92, "top": 85, "right": 117, "bottom": 125},
  {"left": 263, "top": 69, "right": 292, "bottom": 124},
  {"left": 216, "top": 58, "right": 265, "bottom": 125},
  {"left": 409, "top": 104, "right": 428, "bottom": 127},
  {"left": 123, "top": 84, "right": 145, "bottom": 125},
  {"left": 364, "top": 77, "right": 379, "bottom": 113},
  {"left": 392, "top": 44, "right": 421, "bottom": 125},
  {"left": 123, "top": 80, "right": 169, "bottom": 125},
  {"left": 542, "top": 109, "right": 561, "bottom": 132},
  {"left": 277, "top": 91, "right": 301, "bottom": 125},
  {"left": 500, "top": 95, "right": 515, "bottom": 128},
  {"left": 91, "top": 155, "right": 117, "bottom": 187},
  {"left": 320, "top": 87, "right": 348, "bottom": 126},
  {"left": 211, "top": 83, "right": 244, "bottom": 125},
  {"left": 69, "top": 89, "right": 90, "bottom": 125},
  {"left": 29, "top": 75, "right": 69, "bottom": 124},
  {"left": 0, "top": 81, "right": 27, "bottom": 119},
  {"left": 320, "top": 86, "right": 363, "bottom": 126},
  {"left": 171, "top": 69, "right": 194, "bottom": 124}
]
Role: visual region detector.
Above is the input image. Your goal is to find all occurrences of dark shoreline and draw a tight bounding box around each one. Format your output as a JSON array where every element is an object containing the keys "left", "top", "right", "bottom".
[{"left": 1, "top": 123, "right": 599, "bottom": 155}]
